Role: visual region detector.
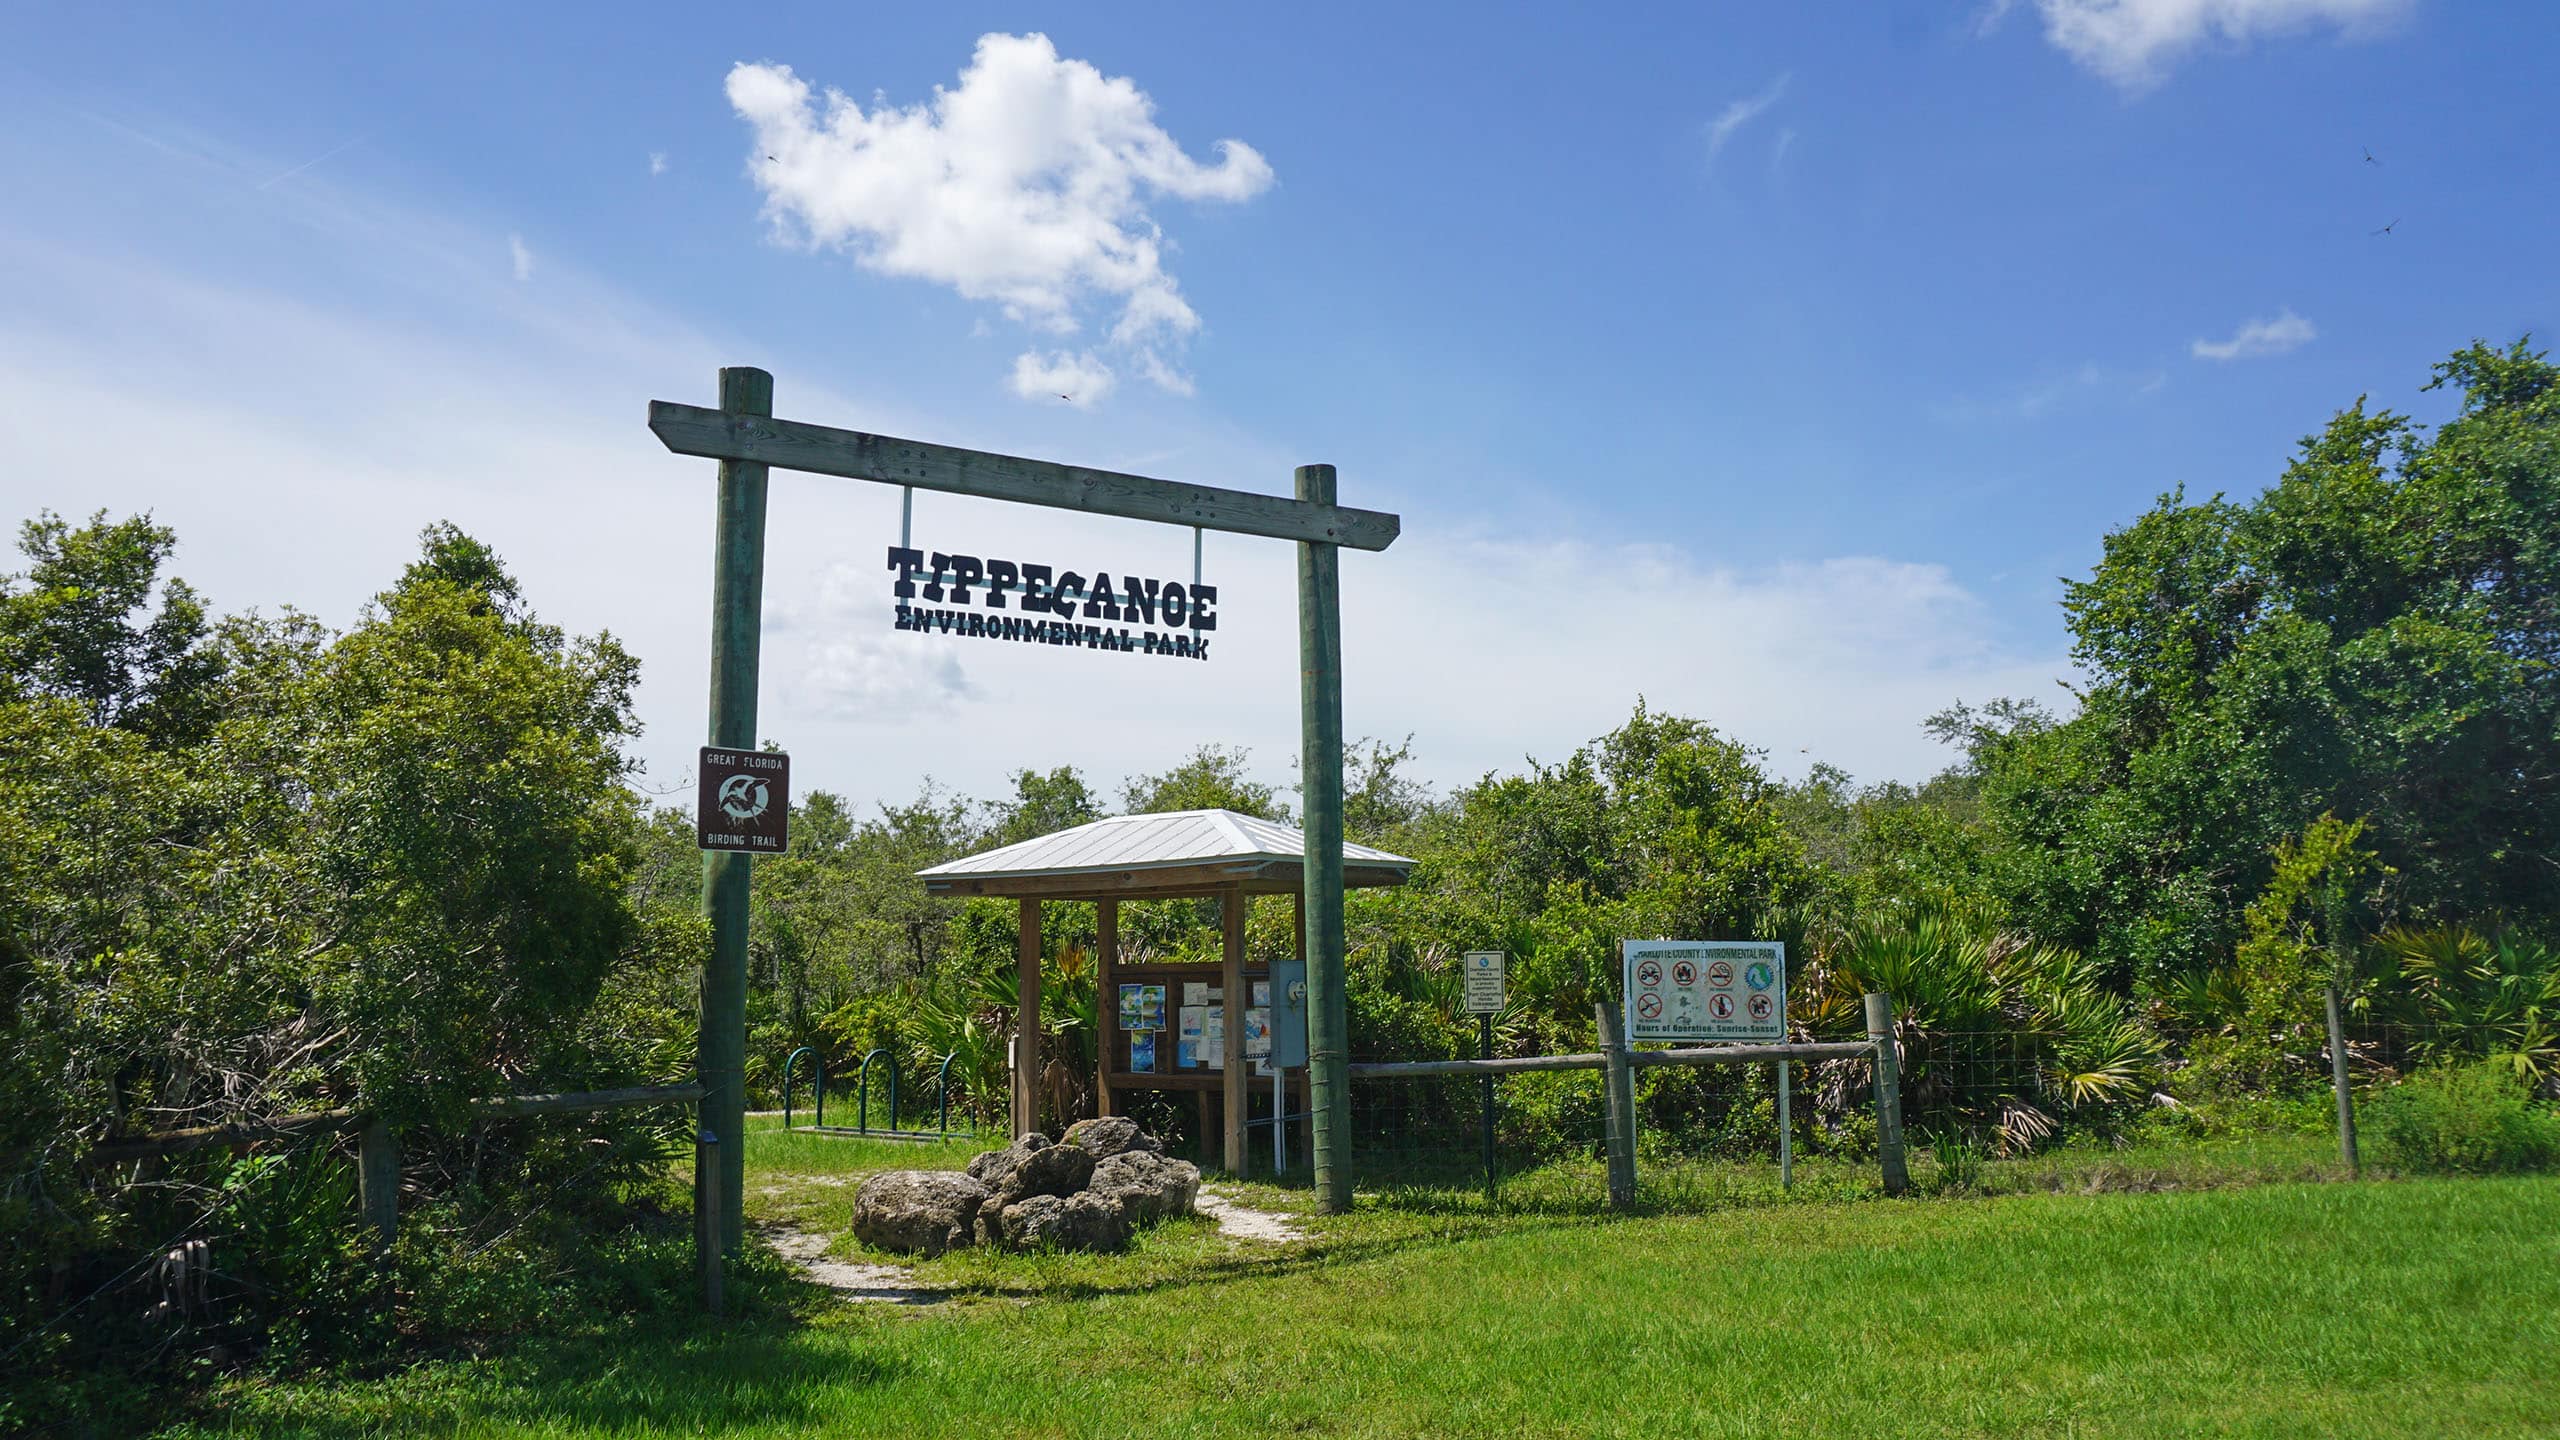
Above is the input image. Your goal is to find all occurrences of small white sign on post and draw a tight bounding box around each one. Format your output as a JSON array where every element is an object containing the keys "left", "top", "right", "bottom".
[
  {"left": 1462, "top": 951, "right": 1508, "bottom": 1015},
  {"left": 1622, "top": 939, "right": 1785, "bottom": 1043}
]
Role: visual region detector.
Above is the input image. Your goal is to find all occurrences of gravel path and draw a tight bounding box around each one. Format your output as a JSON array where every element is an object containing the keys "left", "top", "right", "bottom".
[
  {"left": 764, "top": 1226, "right": 941, "bottom": 1304},
  {"left": 1196, "top": 1187, "right": 1304, "bottom": 1242}
]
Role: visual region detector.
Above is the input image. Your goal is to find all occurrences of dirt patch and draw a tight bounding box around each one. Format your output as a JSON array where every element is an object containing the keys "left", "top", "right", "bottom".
[
  {"left": 764, "top": 1225, "right": 941, "bottom": 1304},
  {"left": 1196, "top": 1188, "right": 1303, "bottom": 1243}
]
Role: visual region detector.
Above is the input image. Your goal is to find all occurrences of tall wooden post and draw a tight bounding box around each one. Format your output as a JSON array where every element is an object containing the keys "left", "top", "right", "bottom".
[
  {"left": 1096, "top": 899, "right": 1120, "bottom": 1118},
  {"left": 2325, "top": 983, "right": 2359, "bottom": 1175},
  {"left": 1297, "top": 463, "right": 1352, "bottom": 1213},
  {"left": 698, "top": 365, "right": 770, "bottom": 1255},
  {"left": 1016, "top": 899, "right": 1042, "bottom": 1137},
  {"left": 1293, "top": 890, "right": 1309, "bottom": 1164},
  {"left": 1597, "top": 1002, "right": 1637, "bottom": 1211},
  {"left": 1865, "top": 992, "right": 1910, "bottom": 1196},
  {"left": 1222, "top": 885, "right": 1248, "bottom": 1174},
  {"left": 357, "top": 1117, "right": 398, "bottom": 1255},
  {"left": 695, "top": 1126, "right": 723, "bottom": 1315}
]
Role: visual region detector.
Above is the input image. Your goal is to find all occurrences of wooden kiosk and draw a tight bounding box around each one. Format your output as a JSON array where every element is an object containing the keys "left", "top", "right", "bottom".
[{"left": 918, "top": 809, "right": 1413, "bottom": 1173}]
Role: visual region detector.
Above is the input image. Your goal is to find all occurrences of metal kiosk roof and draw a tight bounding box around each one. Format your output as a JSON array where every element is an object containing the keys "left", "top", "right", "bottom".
[
  {"left": 917, "top": 810, "right": 1414, "bottom": 1166},
  {"left": 918, "top": 809, "right": 1416, "bottom": 899}
]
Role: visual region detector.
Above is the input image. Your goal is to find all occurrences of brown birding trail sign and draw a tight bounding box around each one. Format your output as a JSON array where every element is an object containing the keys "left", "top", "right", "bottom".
[{"left": 696, "top": 746, "right": 790, "bottom": 854}]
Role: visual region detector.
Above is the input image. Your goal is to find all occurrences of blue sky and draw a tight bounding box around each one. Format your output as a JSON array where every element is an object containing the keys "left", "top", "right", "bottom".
[{"left": 3, "top": 1, "right": 2552, "bottom": 811}]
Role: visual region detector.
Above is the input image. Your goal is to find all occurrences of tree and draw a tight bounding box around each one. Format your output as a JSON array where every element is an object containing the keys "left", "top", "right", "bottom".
[
  {"left": 985, "top": 765, "right": 1103, "bottom": 847},
  {"left": 1340, "top": 734, "right": 1435, "bottom": 842},
  {"left": 4, "top": 517, "right": 689, "bottom": 1393},
  {"left": 1118, "top": 743, "right": 1284, "bottom": 818},
  {"left": 301, "top": 524, "right": 650, "bottom": 1124},
  {"left": 1967, "top": 339, "right": 2560, "bottom": 986},
  {"left": 0, "top": 510, "right": 221, "bottom": 745}
]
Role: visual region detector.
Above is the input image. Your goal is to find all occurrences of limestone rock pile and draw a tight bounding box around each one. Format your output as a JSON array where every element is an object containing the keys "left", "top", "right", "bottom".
[{"left": 851, "top": 1119, "right": 1197, "bottom": 1256}]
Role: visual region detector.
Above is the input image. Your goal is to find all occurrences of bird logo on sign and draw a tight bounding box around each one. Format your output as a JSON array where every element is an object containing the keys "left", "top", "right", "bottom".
[{"left": 717, "top": 773, "right": 770, "bottom": 822}]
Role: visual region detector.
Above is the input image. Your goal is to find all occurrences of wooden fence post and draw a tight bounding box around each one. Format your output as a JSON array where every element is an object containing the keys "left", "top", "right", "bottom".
[
  {"left": 2325, "top": 983, "right": 2360, "bottom": 1175},
  {"left": 1597, "top": 1002, "right": 1637, "bottom": 1211},
  {"left": 1864, "top": 992, "right": 1910, "bottom": 1196},
  {"left": 357, "top": 1117, "right": 397, "bottom": 1254}
]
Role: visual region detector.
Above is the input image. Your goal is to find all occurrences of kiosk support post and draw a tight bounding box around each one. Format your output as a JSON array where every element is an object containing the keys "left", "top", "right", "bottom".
[
  {"left": 1297, "top": 463, "right": 1352, "bottom": 1214},
  {"left": 699, "top": 365, "right": 769, "bottom": 1255},
  {"left": 1221, "top": 885, "right": 1247, "bottom": 1173}
]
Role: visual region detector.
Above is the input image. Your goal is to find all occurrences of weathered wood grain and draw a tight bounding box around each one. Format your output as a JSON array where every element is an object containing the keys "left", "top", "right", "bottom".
[{"left": 648, "top": 401, "right": 1402, "bottom": 551}]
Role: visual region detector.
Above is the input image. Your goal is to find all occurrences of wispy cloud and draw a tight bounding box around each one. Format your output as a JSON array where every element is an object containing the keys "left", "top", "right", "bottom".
[
  {"left": 255, "top": 135, "right": 364, "bottom": 192},
  {"left": 508, "top": 233, "right": 534, "bottom": 282},
  {"left": 727, "top": 33, "right": 1273, "bottom": 404},
  {"left": 1934, "top": 363, "right": 2168, "bottom": 423},
  {"left": 648, "top": 151, "right": 667, "bottom": 176},
  {"left": 1705, "top": 72, "right": 1791, "bottom": 169},
  {"left": 2191, "top": 308, "right": 2316, "bottom": 360},
  {"left": 1992, "top": 0, "right": 2411, "bottom": 91}
]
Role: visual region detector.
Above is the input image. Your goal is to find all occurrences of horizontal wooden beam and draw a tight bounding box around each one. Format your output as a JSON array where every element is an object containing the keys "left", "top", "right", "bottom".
[
  {"left": 649, "top": 401, "right": 1401, "bottom": 552},
  {"left": 468, "top": 1083, "right": 707, "bottom": 1119},
  {"left": 1625, "top": 1041, "right": 1875, "bottom": 1069},
  {"left": 89, "top": 1107, "right": 361, "bottom": 1162},
  {"left": 1351, "top": 1040, "right": 1874, "bottom": 1081},
  {"left": 1351, "top": 1052, "right": 1606, "bottom": 1080},
  {"left": 85, "top": 1083, "right": 710, "bottom": 1163},
  {"left": 1104, "top": 1070, "right": 1235, "bottom": 1092}
]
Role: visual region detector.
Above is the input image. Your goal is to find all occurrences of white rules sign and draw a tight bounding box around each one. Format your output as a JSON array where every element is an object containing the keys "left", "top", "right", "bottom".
[{"left": 1622, "top": 940, "right": 1785, "bottom": 1044}]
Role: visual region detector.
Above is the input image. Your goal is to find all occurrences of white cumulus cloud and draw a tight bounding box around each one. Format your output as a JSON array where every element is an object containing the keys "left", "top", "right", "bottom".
[
  {"left": 1009, "top": 350, "right": 1116, "bottom": 407},
  {"left": 2017, "top": 0, "right": 2410, "bottom": 90},
  {"left": 2191, "top": 308, "right": 2316, "bottom": 361},
  {"left": 508, "top": 233, "right": 533, "bottom": 281},
  {"left": 1705, "top": 72, "right": 1791, "bottom": 168},
  {"left": 726, "top": 34, "right": 1274, "bottom": 403}
]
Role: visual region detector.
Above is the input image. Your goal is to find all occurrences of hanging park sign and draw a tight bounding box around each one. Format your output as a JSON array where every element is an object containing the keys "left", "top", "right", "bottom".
[
  {"left": 887, "top": 544, "right": 1218, "bottom": 661},
  {"left": 697, "top": 746, "right": 790, "bottom": 854}
]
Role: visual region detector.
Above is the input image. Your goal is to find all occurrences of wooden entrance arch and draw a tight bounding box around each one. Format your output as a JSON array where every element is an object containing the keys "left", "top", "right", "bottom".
[{"left": 651, "top": 368, "right": 1402, "bottom": 1248}]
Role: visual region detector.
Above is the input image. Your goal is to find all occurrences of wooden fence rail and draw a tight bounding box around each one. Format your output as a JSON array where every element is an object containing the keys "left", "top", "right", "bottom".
[
  {"left": 1346, "top": 1040, "right": 1872, "bottom": 1081},
  {"left": 81, "top": 1082, "right": 718, "bottom": 1308},
  {"left": 86, "top": 1083, "right": 707, "bottom": 1165},
  {"left": 1348, "top": 993, "right": 1911, "bottom": 1205}
]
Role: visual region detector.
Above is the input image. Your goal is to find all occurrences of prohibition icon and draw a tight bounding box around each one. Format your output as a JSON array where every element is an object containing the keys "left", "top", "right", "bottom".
[
  {"left": 1747, "top": 992, "right": 1774, "bottom": 1021},
  {"left": 1672, "top": 960, "right": 1698, "bottom": 987},
  {"left": 1707, "top": 960, "right": 1735, "bottom": 987},
  {"left": 1636, "top": 959, "right": 1664, "bottom": 988},
  {"left": 1635, "top": 994, "right": 1664, "bottom": 1020},
  {"left": 1708, "top": 993, "right": 1736, "bottom": 1020}
]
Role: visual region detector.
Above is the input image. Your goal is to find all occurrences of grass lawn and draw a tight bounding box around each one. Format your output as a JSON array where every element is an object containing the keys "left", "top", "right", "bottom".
[{"left": 168, "top": 1117, "right": 2560, "bottom": 1440}]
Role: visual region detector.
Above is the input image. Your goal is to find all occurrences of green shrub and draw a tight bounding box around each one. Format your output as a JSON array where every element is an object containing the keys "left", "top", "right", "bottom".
[{"left": 2368, "top": 1064, "right": 2560, "bottom": 1175}]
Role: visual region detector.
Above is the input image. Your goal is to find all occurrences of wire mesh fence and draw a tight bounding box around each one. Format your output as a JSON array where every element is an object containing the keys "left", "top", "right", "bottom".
[{"left": 1332, "top": 1012, "right": 2412, "bottom": 1210}]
